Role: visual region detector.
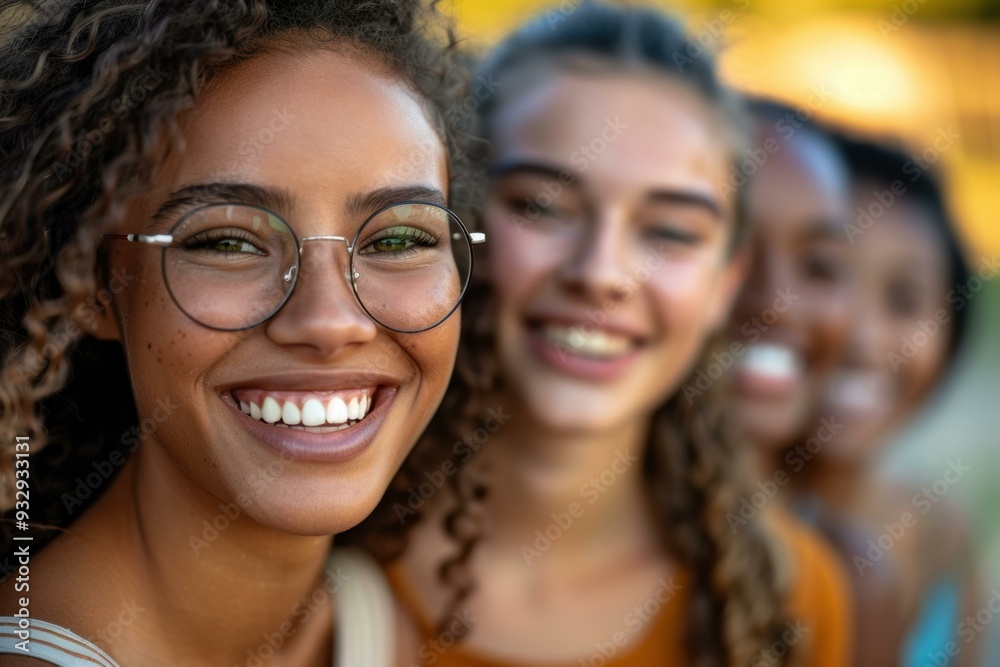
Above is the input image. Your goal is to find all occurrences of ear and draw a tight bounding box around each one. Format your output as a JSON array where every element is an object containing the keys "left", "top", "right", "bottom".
[
  {"left": 69, "top": 287, "right": 123, "bottom": 342},
  {"left": 707, "top": 245, "right": 750, "bottom": 333}
]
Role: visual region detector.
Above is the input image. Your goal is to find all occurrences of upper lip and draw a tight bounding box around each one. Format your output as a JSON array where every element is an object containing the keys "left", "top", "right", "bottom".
[
  {"left": 217, "top": 370, "right": 403, "bottom": 393},
  {"left": 526, "top": 311, "right": 650, "bottom": 342},
  {"left": 738, "top": 329, "right": 806, "bottom": 352}
]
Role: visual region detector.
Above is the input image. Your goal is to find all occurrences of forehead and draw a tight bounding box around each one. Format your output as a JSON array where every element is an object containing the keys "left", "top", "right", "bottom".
[
  {"left": 155, "top": 46, "right": 447, "bottom": 196},
  {"left": 852, "top": 190, "right": 948, "bottom": 273},
  {"left": 746, "top": 131, "right": 850, "bottom": 238},
  {"left": 490, "top": 67, "right": 731, "bottom": 201}
]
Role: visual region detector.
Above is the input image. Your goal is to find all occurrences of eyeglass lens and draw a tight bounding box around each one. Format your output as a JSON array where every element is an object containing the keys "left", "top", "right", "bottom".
[{"left": 161, "top": 203, "right": 472, "bottom": 332}]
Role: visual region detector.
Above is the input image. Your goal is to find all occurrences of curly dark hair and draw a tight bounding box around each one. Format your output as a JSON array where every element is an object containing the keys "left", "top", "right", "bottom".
[
  {"left": 0, "top": 0, "right": 478, "bottom": 565},
  {"left": 353, "top": 3, "right": 797, "bottom": 666}
]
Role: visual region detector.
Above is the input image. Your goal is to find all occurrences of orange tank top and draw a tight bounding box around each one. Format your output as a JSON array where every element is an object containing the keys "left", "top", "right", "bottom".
[{"left": 385, "top": 509, "right": 852, "bottom": 667}]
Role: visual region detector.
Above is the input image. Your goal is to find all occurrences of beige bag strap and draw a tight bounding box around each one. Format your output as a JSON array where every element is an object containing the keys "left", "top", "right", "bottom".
[{"left": 329, "top": 548, "right": 396, "bottom": 667}]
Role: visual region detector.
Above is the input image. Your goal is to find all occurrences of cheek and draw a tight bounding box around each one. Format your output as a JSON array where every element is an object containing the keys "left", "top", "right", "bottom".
[
  {"left": 407, "top": 318, "right": 460, "bottom": 383},
  {"left": 485, "top": 218, "right": 554, "bottom": 310},
  {"left": 645, "top": 260, "right": 724, "bottom": 344},
  {"left": 897, "top": 322, "right": 951, "bottom": 408},
  {"left": 806, "top": 290, "right": 851, "bottom": 365},
  {"left": 114, "top": 256, "right": 235, "bottom": 398}
]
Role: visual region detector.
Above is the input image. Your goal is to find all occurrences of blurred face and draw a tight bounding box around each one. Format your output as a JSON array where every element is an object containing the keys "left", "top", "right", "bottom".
[
  {"left": 102, "top": 48, "right": 458, "bottom": 534},
  {"left": 731, "top": 127, "right": 853, "bottom": 450},
  {"left": 817, "top": 186, "right": 953, "bottom": 461},
  {"left": 483, "top": 68, "right": 745, "bottom": 434}
]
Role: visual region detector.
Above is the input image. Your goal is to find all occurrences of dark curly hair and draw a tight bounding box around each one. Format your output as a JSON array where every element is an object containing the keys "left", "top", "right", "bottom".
[
  {"left": 0, "top": 0, "right": 478, "bottom": 568},
  {"left": 353, "top": 3, "right": 797, "bottom": 666}
]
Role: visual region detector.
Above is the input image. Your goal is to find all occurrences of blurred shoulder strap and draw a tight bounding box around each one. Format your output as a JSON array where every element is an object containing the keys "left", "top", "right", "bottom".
[{"left": 328, "top": 548, "right": 396, "bottom": 667}]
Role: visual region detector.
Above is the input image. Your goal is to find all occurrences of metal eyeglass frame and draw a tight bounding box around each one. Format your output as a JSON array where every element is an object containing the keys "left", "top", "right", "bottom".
[{"left": 103, "top": 200, "right": 486, "bottom": 333}]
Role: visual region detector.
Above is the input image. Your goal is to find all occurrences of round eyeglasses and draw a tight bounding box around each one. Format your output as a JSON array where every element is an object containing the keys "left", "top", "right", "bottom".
[{"left": 104, "top": 201, "right": 485, "bottom": 333}]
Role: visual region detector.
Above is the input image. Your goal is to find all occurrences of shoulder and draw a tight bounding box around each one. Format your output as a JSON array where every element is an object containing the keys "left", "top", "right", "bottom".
[
  {"left": 767, "top": 509, "right": 854, "bottom": 667},
  {"left": 892, "top": 478, "right": 977, "bottom": 579},
  {"left": 770, "top": 508, "right": 852, "bottom": 612}
]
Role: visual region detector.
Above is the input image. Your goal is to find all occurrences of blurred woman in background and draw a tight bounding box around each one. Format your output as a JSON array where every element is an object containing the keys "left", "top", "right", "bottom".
[
  {"left": 380, "top": 4, "right": 852, "bottom": 665},
  {"left": 794, "top": 136, "right": 986, "bottom": 667}
]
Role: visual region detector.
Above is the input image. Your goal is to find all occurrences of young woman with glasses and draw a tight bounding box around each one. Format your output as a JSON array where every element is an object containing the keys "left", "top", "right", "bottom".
[
  {"left": 379, "top": 4, "right": 852, "bottom": 665},
  {"left": 0, "top": 1, "right": 482, "bottom": 665}
]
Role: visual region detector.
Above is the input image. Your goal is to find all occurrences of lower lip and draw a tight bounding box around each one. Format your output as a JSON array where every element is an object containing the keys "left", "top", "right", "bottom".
[
  {"left": 733, "top": 368, "right": 802, "bottom": 398},
  {"left": 224, "top": 387, "right": 396, "bottom": 463},
  {"left": 527, "top": 327, "right": 640, "bottom": 382}
]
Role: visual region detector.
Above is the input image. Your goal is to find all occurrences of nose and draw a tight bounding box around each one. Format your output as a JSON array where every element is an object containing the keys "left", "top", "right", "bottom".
[
  {"left": 558, "top": 209, "right": 632, "bottom": 304},
  {"left": 841, "top": 286, "right": 883, "bottom": 369},
  {"left": 265, "top": 238, "right": 377, "bottom": 358},
  {"left": 736, "top": 240, "right": 798, "bottom": 328}
]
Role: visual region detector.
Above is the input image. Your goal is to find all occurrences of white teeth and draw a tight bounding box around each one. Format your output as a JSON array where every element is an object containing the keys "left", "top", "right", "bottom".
[
  {"left": 543, "top": 325, "right": 631, "bottom": 357},
  {"left": 301, "top": 398, "right": 326, "bottom": 426},
  {"left": 827, "top": 372, "right": 890, "bottom": 411},
  {"left": 240, "top": 391, "right": 374, "bottom": 427},
  {"left": 738, "top": 343, "right": 801, "bottom": 381},
  {"left": 281, "top": 401, "right": 301, "bottom": 426},
  {"left": 327, "top": 397, "right": 348, "bottom": 424},
  {"left": 261, "top": 396, "right": 282, "bottom": 424}
]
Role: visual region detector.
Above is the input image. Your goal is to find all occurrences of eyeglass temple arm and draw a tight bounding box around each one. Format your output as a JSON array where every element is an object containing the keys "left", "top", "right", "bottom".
[{"left": 102, "top": 233, "right": 174, "bottom": 246}]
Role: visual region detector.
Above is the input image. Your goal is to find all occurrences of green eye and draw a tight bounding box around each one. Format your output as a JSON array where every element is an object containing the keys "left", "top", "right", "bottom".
[
  {"left": 184, "top": 229, "right": 267, "bottom": 256},
  {"left": 360, "top": 225, "right": 437, "bottom": 255},
  {"left": 371, "top": 236, "right": 415, "bottom": 252}
]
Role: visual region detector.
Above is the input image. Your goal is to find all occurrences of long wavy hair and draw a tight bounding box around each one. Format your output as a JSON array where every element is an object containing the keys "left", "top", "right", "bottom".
[
  {"left": 0, "top": 0, "right": 476, "bottom": 560},
  {"left": 353, "top": 3, "right": 796, "bottom": 666}
]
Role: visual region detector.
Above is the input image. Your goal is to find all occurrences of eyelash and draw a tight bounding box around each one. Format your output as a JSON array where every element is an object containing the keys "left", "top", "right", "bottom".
[
  {"left": 649, "top": 227, "right": 699, "bottom": 245},
  {"left": 184, "top": 228, "right": 266, "bottom": 255},
  {"left": 359, "top": 226, "right": 439, "bottom": 255}
]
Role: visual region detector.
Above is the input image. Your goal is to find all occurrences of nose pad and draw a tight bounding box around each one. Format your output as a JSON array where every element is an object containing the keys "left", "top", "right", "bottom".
[
  {"left": 297, "top": 235, "right": 355, "bottom": 283},
  {"left": 280, "top": 263, "right": 352, "bottom": 287}
]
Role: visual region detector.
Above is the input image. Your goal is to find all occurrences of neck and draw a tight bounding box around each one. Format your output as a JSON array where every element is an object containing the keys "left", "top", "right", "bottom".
[
  {"left": 85, "top": 442, "right": 335, "bottom": 665},
  {"left": 754, "top": 438, "right": 874, "bottom": 517},
  {"left": 793, "top": 453, "right": 874, "bottom": 513},
  {"left": 478, "top": 396, "right": 658, "bottom": 577}
]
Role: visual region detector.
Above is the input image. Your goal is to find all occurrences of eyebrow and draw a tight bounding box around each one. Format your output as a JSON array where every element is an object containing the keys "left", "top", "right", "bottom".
[
  {"left": 802, "top": 217, "right": 851, "bottom": 242},
  {"left": 345, "top": 185, "right": 448, "bottom": 218},
  {"left": 645, "top": 189, "right": 722, "bottom": 220},
  {"left": 147, "top": 182, "right": 448, "bottom": 231},
  {"left": 488, "top": 159, "right": 580, "bottom": 189},
  {"left": 148, "top": 183, "right": 293, "bottom": 230},
  {"left": 489, "top": 158, "right": 722, "bottom": 220}
]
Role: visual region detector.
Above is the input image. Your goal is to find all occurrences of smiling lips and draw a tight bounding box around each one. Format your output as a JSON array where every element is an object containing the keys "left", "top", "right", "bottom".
[
  {"left": 541, "top": 323, "right": 633, "bottom": 358},
  {"left": 231, "top": 387, "right": 376, "bottom": 432}
]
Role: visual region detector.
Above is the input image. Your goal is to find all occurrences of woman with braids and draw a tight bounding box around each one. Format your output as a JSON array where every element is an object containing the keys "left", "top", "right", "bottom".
[
  {"left": 0, "top": 1, "right": 486, "bottom": 665},
  {"left": 379, "top": 4, "right": 852, "bottom": 665}
]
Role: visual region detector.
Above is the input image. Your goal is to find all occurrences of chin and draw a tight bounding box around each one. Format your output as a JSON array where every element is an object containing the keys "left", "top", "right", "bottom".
[
  {"left": 514, "top": 381, "right": 641, "bottom": 437},
  {"left": 736, "top": 405, "right": 802, "bottom": 452},
  {"left": 225, "top": 465, "right": 396, "bottom": 537},
  {"left": 249, "top": 494, "right": 385, "bottom": 537},
  {"left": 820, "top": 423, "right": 888, "bottom": 465}
]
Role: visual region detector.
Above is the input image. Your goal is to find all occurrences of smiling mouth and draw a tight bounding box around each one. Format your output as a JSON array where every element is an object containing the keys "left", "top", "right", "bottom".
[
  {"left": 230, "top": 387, "right": 377, "bottom": 433},
  {"left": 532, "top": 322, "right": 637, "bottom": 360}
]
